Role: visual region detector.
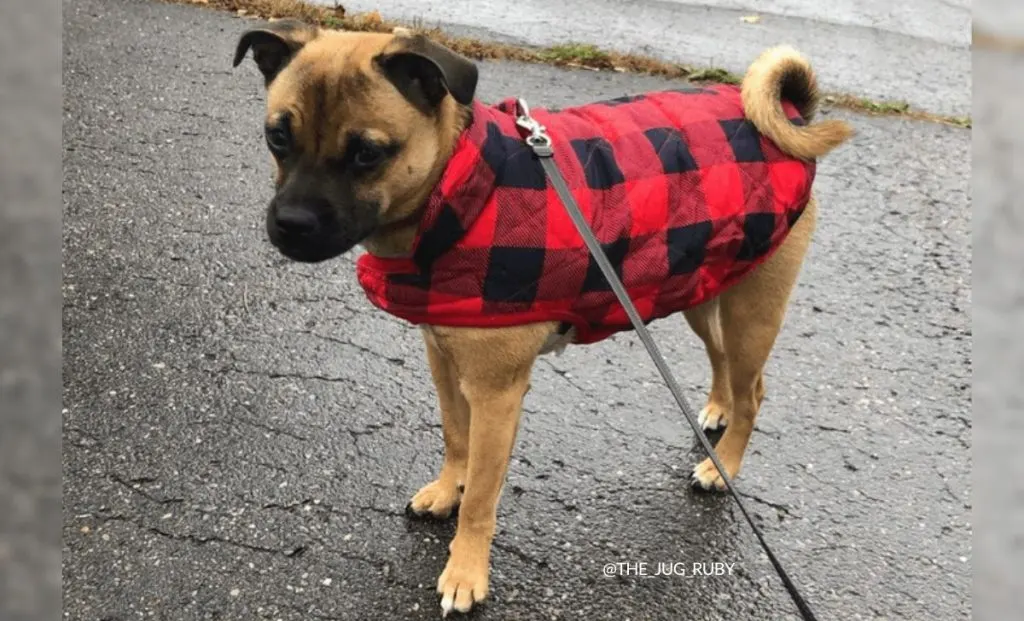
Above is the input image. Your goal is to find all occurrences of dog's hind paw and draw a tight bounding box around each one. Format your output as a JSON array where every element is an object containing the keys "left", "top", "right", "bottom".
[
  {"left": 690, "top": 457, "right": 734, "bottom": 491},
  {"left": 698, "top": 403, "right": 729, "bottom": 431},
  {"left": 407, "top": 478, "right": 462, "bottom": 519}
]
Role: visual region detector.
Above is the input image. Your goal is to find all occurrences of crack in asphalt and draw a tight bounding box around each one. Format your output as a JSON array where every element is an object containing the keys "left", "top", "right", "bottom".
[
  {"left": 348, "top": 421, "right": 397, "bottom": 437},
  {"left": 493, "top": 541, "right": 550, "bottom": 569},
  {"left": 288, "top": 329, "right": 408, "bottom": 367},
  {"left": 111, "top": 474, "right": 185, "bottom": 506},
  {"left": 92, "top": 513, "right": 311, "bottom": 558},
  {"left": 134, "top": 274, "right": 201, "bottom": 289},
  {"left": 188, "top": 416, "right": 312, "bottom": 442},
  {"left": 736, "top": 492, "right": 795, "bottom": 519},
  {"left": 538, "top": 358, "right": 591, "bottom": 394},
  {"left": 213, "top": 364, "right": 362, "bottom": 389}
]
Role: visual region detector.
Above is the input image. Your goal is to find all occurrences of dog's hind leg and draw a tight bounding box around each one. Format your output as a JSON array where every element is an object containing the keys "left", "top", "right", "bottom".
[
  {"left": 407, "top": 328, "right": 470, "bottom": 519},
  {"left": 684, "top": 298, "right": 731, "bottom": 431},
  {"left": 691, "top": 199, "right": 817, "bottom": 491}
]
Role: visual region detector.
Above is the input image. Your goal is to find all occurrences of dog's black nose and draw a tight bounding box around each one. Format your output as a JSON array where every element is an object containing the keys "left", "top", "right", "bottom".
[{"left": 274, "top": 207, "right": 319, "bottom": 236}]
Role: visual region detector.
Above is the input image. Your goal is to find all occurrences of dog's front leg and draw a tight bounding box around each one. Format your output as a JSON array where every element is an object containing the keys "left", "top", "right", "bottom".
[
  {"left": 408, "top": 329, "right": 470, "bottom": 518},
  {"left": 429, "top": 325, "right": 547, "bottom": 616},
  {"left": 437, "top": 376, "right": 527, "bottom": 614}
]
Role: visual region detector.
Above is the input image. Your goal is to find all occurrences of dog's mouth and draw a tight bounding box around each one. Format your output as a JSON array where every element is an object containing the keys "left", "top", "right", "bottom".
[
  {"left": 267, "top": 227, "right": 366, "bottom": 264},
  {"left": 268, "top": 199, "right": 380, "bottom": 262},
  {"left": 270, "top": 238, "right": 350, "bottom": 263}
]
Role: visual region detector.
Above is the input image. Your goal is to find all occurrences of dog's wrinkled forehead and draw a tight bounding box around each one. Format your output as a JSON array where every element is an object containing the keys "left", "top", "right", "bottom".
[
  {"left": 233, "top": 22, "right": 479, "bottom": 163},
  {"left": 235, "top": 23, "right": 478, "bottom": 114},
  {"left": 265, "top": 33, "right": 413, "bottom": 154}
]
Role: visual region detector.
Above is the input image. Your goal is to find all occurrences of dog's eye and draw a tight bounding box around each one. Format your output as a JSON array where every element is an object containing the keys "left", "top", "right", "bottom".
[
  {"left": 353, "top": 142, "right": 386, "bottom": 169},
  {"left": 265, "top": 121, "right": 292, "bottom": 157}
]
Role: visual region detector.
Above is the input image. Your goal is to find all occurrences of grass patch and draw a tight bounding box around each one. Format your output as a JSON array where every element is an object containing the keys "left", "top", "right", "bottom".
[
  {"left": 824, "top": 94, "right": 967, "bottom": 127},
  {"left": 539, "top": 43, "right": 614, "bottom": 68},
  {"left": 174, "top": 0, "right": 970, "bottom": 128},
  {"left": 686, "top": 67, "right": 741, "bottom": 85},
  {"left": 858, "top": 99, "right": 911, "bottom": 114}
]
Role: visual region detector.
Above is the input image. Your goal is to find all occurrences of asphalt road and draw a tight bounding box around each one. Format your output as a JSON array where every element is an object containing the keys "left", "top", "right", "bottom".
[
  {"left": 62, "top": 1, "right": 972, "bottom": 619},
  {"left": 328, "top": 0, "right": 971, "bottom": 117}
]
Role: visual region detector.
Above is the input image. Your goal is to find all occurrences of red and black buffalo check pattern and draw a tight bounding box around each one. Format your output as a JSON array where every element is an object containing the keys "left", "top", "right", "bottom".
[{"left": 357, "top": 84, "right": 816, "bottom": 344}]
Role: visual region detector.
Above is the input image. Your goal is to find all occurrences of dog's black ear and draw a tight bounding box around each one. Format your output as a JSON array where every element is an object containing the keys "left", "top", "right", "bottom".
[
  {"left": 375, "top": 31, "right": 478, "bottom": 112},
  {"left": 233, "top": 19, "right": 319, "bottom": 86}
]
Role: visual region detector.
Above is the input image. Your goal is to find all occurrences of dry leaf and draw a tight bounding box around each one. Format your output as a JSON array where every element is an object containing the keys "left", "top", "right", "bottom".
[
  {"left": 363, "top": 10, "right": 383, "bottom": 28},
  {"left": 740, "top": 15, "right": 761, "bottom": 24}
]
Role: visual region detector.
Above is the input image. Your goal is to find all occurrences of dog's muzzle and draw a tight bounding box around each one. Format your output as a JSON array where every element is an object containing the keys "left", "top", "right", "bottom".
[
  {"left": 266, "top": 199, "right": 345, "bottom": 263},
  {"left": 266, "top": 196, "right": 379, "bottom": 263}
]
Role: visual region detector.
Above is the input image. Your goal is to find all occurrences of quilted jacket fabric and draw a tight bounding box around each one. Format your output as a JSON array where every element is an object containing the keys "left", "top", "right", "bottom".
[{"left": 356, "top": 84, "right": 815, "bottom": 344}]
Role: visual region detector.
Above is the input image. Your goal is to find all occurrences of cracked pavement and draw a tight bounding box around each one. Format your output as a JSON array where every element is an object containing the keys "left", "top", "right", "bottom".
[{"left": 62, "top": 0, "right": 971, "bottom": 619}]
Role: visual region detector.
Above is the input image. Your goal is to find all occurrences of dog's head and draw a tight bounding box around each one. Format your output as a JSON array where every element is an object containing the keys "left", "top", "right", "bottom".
[{"left": 233, "top": 21, "right": 478, "bottom": 262}]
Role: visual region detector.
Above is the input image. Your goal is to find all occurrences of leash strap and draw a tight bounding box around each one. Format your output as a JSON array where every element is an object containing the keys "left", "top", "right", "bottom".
[{"left": 514, "top": 98, "right": 819, "bottom": 621}]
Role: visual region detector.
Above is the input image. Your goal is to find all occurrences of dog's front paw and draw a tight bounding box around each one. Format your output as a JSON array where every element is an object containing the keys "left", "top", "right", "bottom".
[
  {"left": 437, "top": 535, "right": 490, "bottom": 616},
  {"left": 407, "top": 479, "right": 462, "bottom": 519},
  {"left": 690, "top": 456, "right": 738, "bottom": 492},
  {"left": 698, "top": 402, "right": 729, "bottom": 430}
]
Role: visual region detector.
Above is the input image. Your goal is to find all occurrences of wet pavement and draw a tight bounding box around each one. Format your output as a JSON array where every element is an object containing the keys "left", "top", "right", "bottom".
[{"left": 62, "top": 0, "right": 971, "bottom": 619}]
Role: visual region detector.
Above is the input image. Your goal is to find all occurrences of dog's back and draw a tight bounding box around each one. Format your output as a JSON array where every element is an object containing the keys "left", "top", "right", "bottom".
[{"left": 359, "top": 77, "right": 837, "bottom": 343}]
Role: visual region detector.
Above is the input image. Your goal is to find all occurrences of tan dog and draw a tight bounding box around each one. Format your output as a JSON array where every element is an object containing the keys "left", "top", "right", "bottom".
[{"left": 233, "top": 20, "right": 852, "bottom": 615}]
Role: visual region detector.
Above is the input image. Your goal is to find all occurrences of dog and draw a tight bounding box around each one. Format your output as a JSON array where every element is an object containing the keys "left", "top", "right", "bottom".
[{"left": 233, "top": 20, "right": 852, "bottom": 615}]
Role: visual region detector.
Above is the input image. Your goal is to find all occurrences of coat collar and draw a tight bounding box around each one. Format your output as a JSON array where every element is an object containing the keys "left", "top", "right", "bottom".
[{"left": 407, "top": 99, "right": 523, "bottom": 268}]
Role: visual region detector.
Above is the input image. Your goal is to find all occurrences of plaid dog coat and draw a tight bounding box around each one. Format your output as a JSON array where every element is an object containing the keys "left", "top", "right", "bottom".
[{"left": 356, "top": 84, "right": 816, "bottom": 344}]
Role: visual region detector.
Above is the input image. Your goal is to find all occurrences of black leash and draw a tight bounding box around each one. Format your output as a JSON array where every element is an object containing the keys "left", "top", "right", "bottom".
[{"left": 514, "top": 99, "right": 819, "bottom": 621}]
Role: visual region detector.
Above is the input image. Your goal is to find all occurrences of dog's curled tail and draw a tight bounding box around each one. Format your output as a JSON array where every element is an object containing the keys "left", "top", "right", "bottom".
[{"left": 741, "top": 45, "right": 854, "bottom": 160}]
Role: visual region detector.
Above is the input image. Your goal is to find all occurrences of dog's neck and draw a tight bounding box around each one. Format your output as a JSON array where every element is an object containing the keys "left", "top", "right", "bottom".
[
  {"left": 361, "top": 100, "right": 473, "bottom": 259},
  {"left": 361, "top": 205, "right": 427, "bottom": 257}
]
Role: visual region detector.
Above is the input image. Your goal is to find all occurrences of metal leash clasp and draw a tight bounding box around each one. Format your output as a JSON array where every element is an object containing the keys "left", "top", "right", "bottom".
[{"left": 514, "top": 98, "right": 553, "bottom": 157}]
